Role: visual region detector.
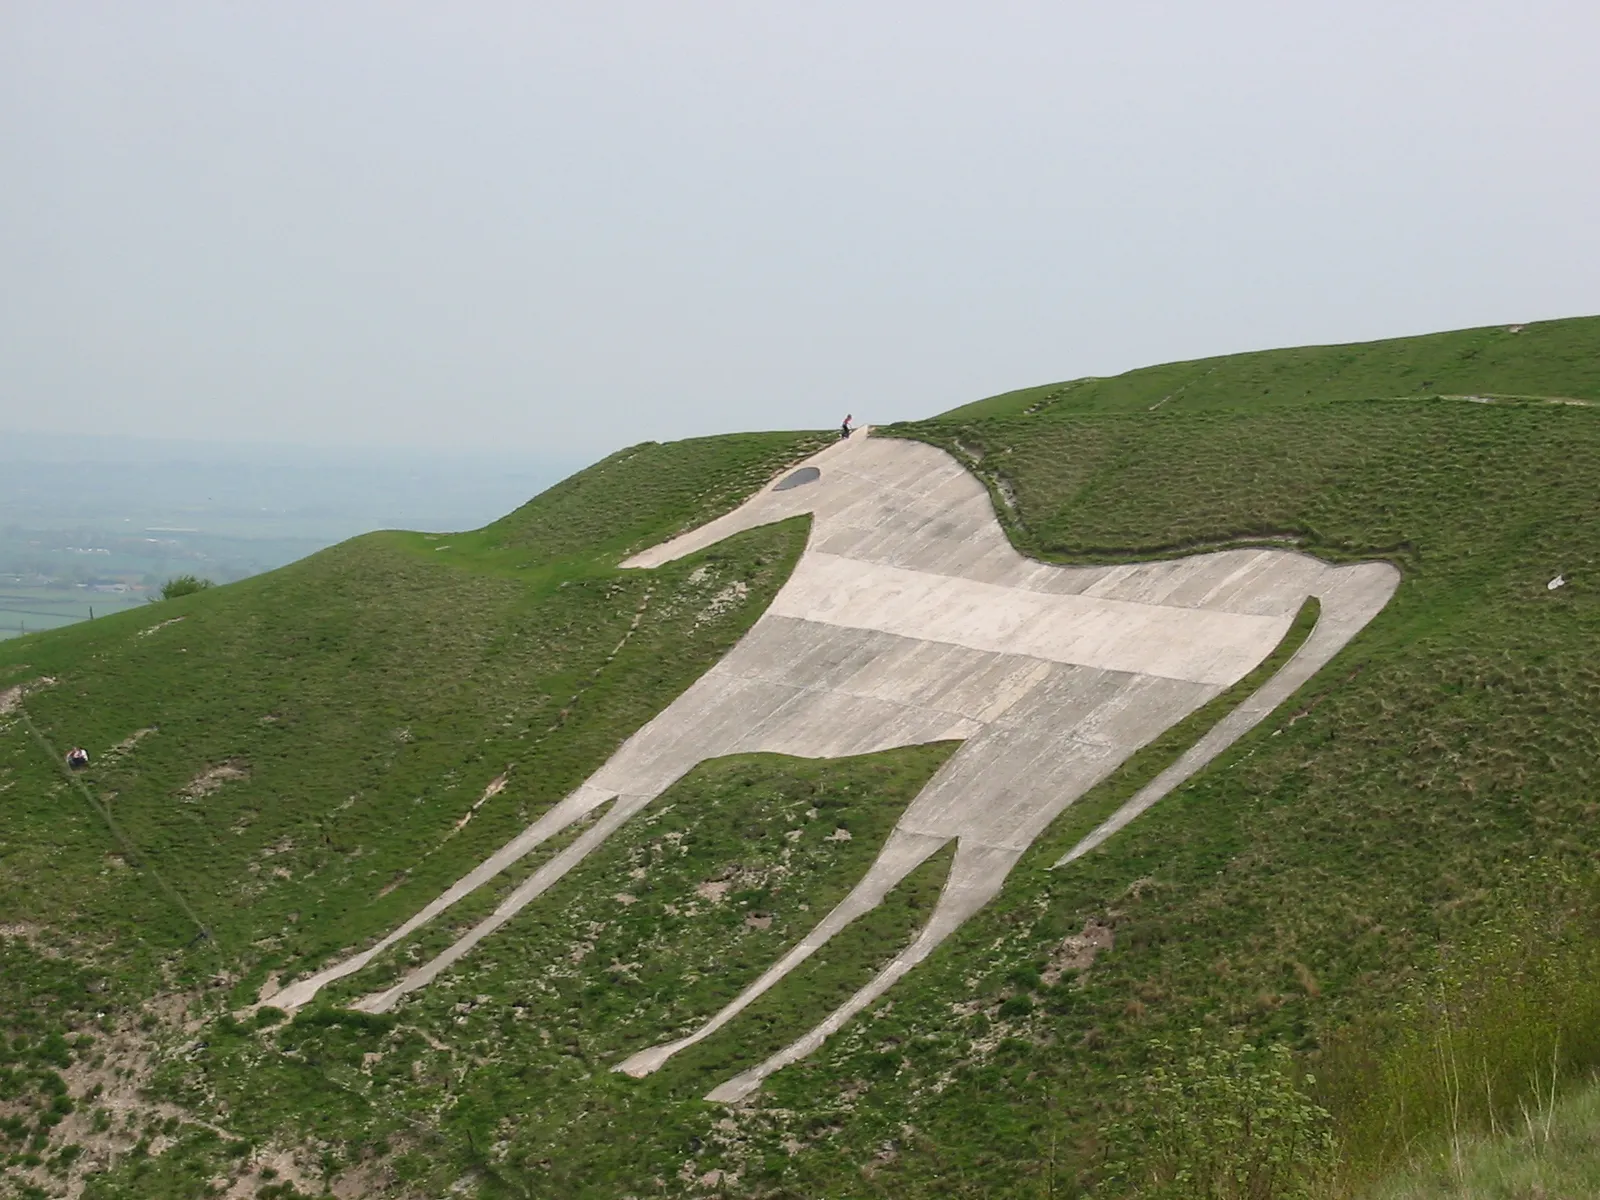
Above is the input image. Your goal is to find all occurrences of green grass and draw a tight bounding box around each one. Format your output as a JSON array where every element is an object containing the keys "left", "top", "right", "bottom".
[
  {"left": 941, "top": 314, "right": 1600, "bottom": 421},
  {"left": 3, "top": 315, "right": 1600, "bottom": 1198},
  {"left": 1, "top": 520, "right": 807, "bottom": 980},
  {"left": 0, "top": 431, "right": 828, "bottom": 980},
  {"left": 1361, "top": 1073, "right": 1600, "bottom": 1199},
  {"left": 839, "top": 328, "right": 1600, "bottom": 1194},
  {"left": 0, "top": 429, "right": 828, "bottom": 1196},
  {"left": 162, "top": 745, "right": 962, "bottom": 1199},
  {"left": 1313, "top": 871, "right": 1600, "bottom": 1185}
]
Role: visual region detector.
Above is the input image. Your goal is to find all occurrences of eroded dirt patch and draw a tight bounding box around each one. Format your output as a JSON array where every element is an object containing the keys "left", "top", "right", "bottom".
[
  {"left": 0, "top": 676, "right": 56, "bottom": 719},
  {"left": 107, "top": 727, "right": 158, "bottom": 756},
  {"left": 179, "top": 759, "right": 251, "bottom": 801},
  {"left": 448, "top": 767, "right": 512, "bottom": 835},
  {"left": 136, "top": 616, "right": 187, "bottom": 638},
  {"left": 5, "top": 966, "right": 384, "bottom": 1200},
  {"left": 1042, "top": 918, "right": 1115, "bottom": 986}
]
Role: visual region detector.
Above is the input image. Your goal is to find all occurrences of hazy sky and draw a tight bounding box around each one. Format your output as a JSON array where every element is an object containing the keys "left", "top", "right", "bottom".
[{"left": 3, "top": 2, "right": 1597, "bottom": 460}]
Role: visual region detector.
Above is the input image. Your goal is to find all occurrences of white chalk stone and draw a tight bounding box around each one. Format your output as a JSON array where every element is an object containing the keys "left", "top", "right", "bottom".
[{"left": 264, "top": 431, "right": 1398, "bottom": 1105}]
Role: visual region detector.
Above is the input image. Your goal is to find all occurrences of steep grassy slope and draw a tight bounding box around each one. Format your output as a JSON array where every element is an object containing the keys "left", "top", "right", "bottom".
[{"left": 2, "top": 315, "right": 1598, "bottom": 1200}]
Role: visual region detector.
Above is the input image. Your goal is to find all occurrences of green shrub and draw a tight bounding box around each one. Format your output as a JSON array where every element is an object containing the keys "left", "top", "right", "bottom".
[
  {"left": 998, "top": 993, "right": 1035, "bottom": 1019},
  {"left": 1098, "top": 1033, "right": 1335, "bottom": 1199},
  {"left": 288, "top": 1006, "right": 395, "bottom": 1035},
  {"left": 155, "top": 574, "right": 215, "bottom": 601},
  {"left": 252, "top": 1006, "right": 287, "bottom": 1029}
]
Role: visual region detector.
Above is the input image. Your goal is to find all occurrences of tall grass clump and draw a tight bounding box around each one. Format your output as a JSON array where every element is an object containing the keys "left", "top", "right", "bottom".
[
  {"left": 1318, "top": 866, "right": 1600, "bottom": 1186},
  {"left": 1362, "top": 1072, "right": 1600, "bottom": 1199}
]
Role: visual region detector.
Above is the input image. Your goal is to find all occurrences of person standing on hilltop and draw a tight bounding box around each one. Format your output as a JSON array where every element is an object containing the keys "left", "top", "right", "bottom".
[{"left": 840, "top": 414, "right": 854, "bottom": 440}]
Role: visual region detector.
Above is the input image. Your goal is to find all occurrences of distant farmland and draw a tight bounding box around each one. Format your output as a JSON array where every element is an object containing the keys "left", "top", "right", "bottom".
[{"left": 0, "top": 584, "right": 145, "bottom": 639}]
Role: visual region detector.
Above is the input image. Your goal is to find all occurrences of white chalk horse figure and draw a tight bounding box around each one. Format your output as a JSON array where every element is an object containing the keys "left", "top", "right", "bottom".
[{"left": 269, "top": 432, "right": 1398, "bottom": 1103}]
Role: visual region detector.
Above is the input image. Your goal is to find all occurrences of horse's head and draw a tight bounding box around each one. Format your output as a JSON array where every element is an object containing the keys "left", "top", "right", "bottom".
[{"left": 623, "top": 432, "right": 1007, "bottom": 572}]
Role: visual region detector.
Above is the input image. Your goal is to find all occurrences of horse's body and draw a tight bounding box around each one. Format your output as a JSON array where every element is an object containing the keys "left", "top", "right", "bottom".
[{"left": 268, "top": 433, "right": 1398, "bottom": 1102}]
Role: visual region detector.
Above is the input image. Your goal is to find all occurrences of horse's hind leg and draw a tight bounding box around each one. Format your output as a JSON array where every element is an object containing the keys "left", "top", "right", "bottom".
[
  {"left": 704, "top": 838, "right": 1022, "bottom": 1104},
  {"left": 268, "top": 781, "right": 618, "bottom": 1011},
  {"left": 269, "top": 669, "right": 783, "bottom": 1013},
  {"left": 614, "top": 825, "right": 952, "bottom": 1079},
  {"left": 351, "top": 788, "right": 654, "bottom": 1012}
]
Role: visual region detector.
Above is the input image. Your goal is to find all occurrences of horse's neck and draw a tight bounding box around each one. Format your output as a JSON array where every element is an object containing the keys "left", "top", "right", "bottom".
[{"left": 807, "top": 463, "right": 1019, "bottom": 577}]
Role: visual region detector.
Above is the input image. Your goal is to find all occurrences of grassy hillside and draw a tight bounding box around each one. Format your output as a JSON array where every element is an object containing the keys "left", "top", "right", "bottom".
[
  {"left": 2, "top": 315, "right": 1598, "bottom": 1199},
  {"left": 944, "top": 314, "right": 1600, "bottom": 421},
  {"left": 876, "top": 356, "right": 1600, "bottom": 1193},
  {"left": 0, "top": 431, "right": 833, "bottom": 1197}
]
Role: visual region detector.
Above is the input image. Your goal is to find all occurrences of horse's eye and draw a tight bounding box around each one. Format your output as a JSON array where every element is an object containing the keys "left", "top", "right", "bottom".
[{"left": 774, "top": 467, "right": 821, "bottom": 492}]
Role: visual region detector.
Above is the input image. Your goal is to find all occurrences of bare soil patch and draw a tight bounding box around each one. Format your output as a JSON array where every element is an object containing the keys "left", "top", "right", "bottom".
[
  {"left": 179, "top": 759, "right": 251, "bottom": 800},
  {"left": 1042, "top": 918, "right": 1115, "bottom": 986}
]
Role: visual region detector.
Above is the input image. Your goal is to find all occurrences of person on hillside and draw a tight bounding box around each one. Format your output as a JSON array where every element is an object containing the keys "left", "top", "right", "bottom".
[
  {"left": 66, "top": 747, "right": 89, "bottom": 771},
  {"left": 840, "top": 414, "right": 854, "bottom": 440}
]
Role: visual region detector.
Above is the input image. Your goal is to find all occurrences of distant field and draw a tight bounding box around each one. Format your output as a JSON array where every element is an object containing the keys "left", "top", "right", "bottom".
[
  {"left": 0, "top": 585, "right": 146, "bottom": 639},
  {"left": 0, "top": 433, "right": 582, "bottom": 648}
]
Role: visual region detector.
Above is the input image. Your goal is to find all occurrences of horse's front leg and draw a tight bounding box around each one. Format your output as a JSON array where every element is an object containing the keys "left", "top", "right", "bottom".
[
  {"left": 614, "top": 825, "right": 954, "bottom": 1078},
  {"left": 704, "top": 838, "right": 1022, "bottom": 1103}
]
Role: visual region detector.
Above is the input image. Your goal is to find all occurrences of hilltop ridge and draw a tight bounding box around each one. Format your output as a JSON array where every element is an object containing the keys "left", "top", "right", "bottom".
[{"left": 944, "top": 313, "right": 1599, "bottom": 420}]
